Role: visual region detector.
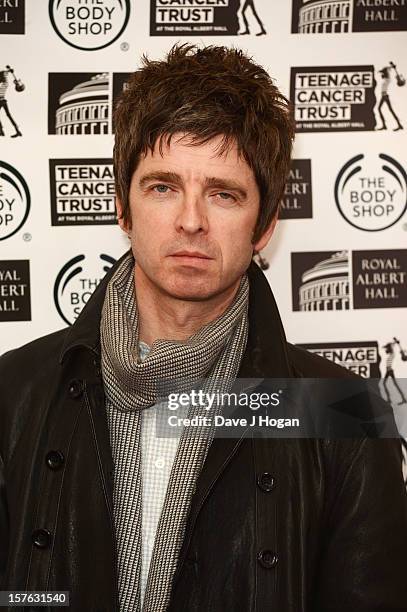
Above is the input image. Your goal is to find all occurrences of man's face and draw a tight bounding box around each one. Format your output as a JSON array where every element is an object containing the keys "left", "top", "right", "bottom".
[{"left": 117, "top": 133, "right": 274, "bottom": 301}]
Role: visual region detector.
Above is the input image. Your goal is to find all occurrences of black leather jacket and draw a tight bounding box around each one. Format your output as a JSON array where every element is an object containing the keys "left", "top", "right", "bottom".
[{"left": 1, "top": 254, "right": 407, "bottom": 611}]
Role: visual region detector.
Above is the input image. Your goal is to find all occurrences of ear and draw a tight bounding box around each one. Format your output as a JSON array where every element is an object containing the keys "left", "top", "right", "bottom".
[
  {"left": 253, "top": 213, "right": 278, "bottom": 253},
  {"left": 115, "top": 195, "right": 130, "bottom": 234}
]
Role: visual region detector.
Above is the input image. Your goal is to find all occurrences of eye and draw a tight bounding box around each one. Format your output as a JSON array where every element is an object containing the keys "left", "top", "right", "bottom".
[
  {"left": 153, "top": 184, "right": 170, "bottom": 193},
  {"left": 218, "top": 192, "right": 232, "bottom": 199}
]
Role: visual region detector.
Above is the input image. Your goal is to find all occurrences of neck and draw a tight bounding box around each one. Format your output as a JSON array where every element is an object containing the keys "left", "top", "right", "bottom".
[{"left": 134, "top": 265, "right": 241, "bottom": 345}]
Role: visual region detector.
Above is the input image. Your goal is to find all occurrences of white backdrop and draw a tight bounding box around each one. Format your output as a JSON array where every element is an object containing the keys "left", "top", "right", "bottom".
[{"left": 1, "top": 1, "right": 406, "bottom": 402}]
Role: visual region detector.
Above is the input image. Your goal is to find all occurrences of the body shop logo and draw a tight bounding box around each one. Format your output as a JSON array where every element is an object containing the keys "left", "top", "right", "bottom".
[
  {"left": 49, "top": 0, "right": 130, "bottom": 51},
  {"left": 0, "top": 161, "right": 30, "bottom": 241},
  {"left": 49, "top": 158, "right": 116, "bottom": 225},
  {"left": 54, "top": 253, "right": 115, "bottom": 324},
  {"left": 335, "top": 153, "right": 407, "bottom": 231}
]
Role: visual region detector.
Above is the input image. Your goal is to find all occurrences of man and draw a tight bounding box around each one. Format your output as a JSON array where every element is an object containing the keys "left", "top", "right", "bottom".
[
  {"left": 1, "top": 44, "right": 406, "bottom": 612},
  {"left": 376, "top": 64, "right": 403, "bottom": 131},
  {"left": 382, "top": 339, "right": 407, "bottom": 405},
  {"left": 0, "top": 68, "right": 22, "bottom": 138}
]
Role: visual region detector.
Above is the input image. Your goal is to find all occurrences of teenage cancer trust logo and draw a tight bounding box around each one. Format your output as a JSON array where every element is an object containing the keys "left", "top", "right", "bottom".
[
  {"left": 0, "top": 161, "right": 30, "bottom": 241},
  {"left": 49, "top": 0, "right": 130, "bottom": 51}
]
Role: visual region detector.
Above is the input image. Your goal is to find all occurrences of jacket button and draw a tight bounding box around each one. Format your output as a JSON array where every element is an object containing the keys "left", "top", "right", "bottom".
[
  {"left": 32, "top": 529, "right": 52, "bottom": 549},
  {"left": 68, "top": 379, "right": 83, "bottom": 399},
  {"left": 257, "top": 549, "right": 278, "bottom": 569},
  {"left": 257, "top": 472, "right": 275, "bottom": 492},
  {"left": 45, "top": 450, "right": 65, "bottom": 470}
]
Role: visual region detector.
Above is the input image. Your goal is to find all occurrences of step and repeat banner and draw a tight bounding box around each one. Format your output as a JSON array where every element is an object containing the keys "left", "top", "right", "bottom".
[{"left": 1, "top": 2, "right": 407, "bottom": 426}]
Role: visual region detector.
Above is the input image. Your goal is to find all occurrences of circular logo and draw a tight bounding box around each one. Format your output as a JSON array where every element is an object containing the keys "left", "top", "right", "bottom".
[
  {"left": 54, "top": 253, "right": 116, "bottom": 325},
  {"left": 49, "top": 0, "right": 130, "bottom": 51},
  {"left": 0, "top": 161, "right": 30, "bottom": 241},
  {"left": 334, "top": 153, "right": 407, "bottom": 232}
]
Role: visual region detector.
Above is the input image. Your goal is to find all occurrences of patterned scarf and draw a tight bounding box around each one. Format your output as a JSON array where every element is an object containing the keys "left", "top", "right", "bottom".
[{"left": 100, "top": 251, "right": 249, "bottom": 612}]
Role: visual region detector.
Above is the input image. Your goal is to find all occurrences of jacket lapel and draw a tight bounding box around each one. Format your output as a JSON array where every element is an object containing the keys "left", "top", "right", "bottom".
[{"left": 172, "top": 259, "right": 293, "bottom": 582}]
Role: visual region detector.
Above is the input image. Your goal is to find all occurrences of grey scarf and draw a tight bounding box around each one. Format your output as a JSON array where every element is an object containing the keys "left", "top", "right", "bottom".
[{"left": 100, "top": 251, "right": 249, "bottom": 612}]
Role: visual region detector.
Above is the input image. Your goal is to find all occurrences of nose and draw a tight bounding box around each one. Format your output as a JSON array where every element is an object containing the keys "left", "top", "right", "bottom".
[{"left": 175, "top": 192, "right": 209, "bottom": 235}]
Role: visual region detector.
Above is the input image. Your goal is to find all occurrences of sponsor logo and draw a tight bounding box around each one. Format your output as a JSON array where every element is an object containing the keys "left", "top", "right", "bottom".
[
  {"left": 298, "top": 341, "right": 381, "bottom": 377},
  {"left": 49, "top": 158, "right": 116, "bottom": 225},
  {"left": 291, "top": 0, "right": 407, "bottom": 34},
  {"left": 49, "top": 0, "right": 130, "bottom": 51},
  {"left": 292, "top": 249, "right": 407, "bottom": 310},
  {"left": 291, "top": 250, "right": 350, "bottom": 311},
  {"left": 335, "top": 153, "right": 407, "bottom": 231},
  {"left": 353, "top": 0, "right": 407, "bottom": 32},
  {"left": 291, "top": 62, "right": 405, "bottom": 133},
  {"left": 280, "top": 159, "right": 312, "bottom": 219},
  {"left": 352, "top": 249, "right": 407, "bottom": 309},
  {"left": 49, "top": 72, "right": 110, "bottom": 135},
  {"left": 290, "top": 65, "right": 376, "bottom": 132},
  {"left": 0, "top": 0, "right": 25, "bottom": 34},
  {"left": 0, "top": 161, "right": 30, "bottom": 241},
  {"left": 48, "top": 72, "right": 132, "bottom": 135},
  {"left": 54, "top": 253, "right": 116, "bottom": 324},
  {"left": 0, "top": 259, "right": 30, "bottom": 321},
  {"left": 150, "top": 0, "right": 267, "bottom": 36}
]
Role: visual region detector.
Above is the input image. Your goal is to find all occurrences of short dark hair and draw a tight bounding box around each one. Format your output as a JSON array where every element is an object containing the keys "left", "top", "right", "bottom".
[{"left": 113, "top": 43, "right": 294, "bottom": 243}]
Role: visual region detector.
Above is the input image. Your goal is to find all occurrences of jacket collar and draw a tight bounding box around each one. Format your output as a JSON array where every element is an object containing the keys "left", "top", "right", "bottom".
[{"left": 59, "top": 249, "right": 293, "bottom": 379}]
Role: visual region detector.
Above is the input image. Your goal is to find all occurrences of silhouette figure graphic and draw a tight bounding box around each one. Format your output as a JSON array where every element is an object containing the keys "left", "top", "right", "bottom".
[
  {"left": 377, "top": 62, "right": 404, "bottom": 131},
  {"left": 382, "top": 338, "right": 407, "bottom": 405},
  {"left": 238, "top": 0, "right": 266, "bottom": 36},
  {"left": 0, "top": 68, "right": 22, "bottom": 138}
]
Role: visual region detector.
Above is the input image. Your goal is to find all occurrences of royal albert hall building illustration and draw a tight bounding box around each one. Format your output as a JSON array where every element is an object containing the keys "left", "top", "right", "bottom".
[
  {"left": 55, "top": 73, "right": 109, "bottom": 135},
  {"left": 299, "top": 251, "right": 350, "bottom": 311},
  {"left": 298, "top": 0, "right": 351, "bottom": 33}
]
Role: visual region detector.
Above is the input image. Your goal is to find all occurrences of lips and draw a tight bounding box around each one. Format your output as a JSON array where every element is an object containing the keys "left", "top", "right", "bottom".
[{"left": 171, "top": 251, "right": 212, "bottom": 259}]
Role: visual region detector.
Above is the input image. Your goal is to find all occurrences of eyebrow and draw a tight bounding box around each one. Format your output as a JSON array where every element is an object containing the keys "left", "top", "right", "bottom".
[{"left": 139, "top": 171, "right": 248, "bottom": 199}]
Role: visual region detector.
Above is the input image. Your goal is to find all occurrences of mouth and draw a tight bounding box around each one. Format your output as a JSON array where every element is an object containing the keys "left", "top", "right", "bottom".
[{"left": 170, "top": 251, "right": 212, "bottom": 260}]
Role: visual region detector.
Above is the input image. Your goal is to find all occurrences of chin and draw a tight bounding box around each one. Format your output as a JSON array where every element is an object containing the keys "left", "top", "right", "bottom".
[{"left": 164, "top": 276, "right": 218, "bottom": 301}]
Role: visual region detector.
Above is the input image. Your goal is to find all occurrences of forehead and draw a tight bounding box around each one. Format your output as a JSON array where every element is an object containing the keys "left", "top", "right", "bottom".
[{"left": 135, "top": 133, "right": 256, "bottom": 182}]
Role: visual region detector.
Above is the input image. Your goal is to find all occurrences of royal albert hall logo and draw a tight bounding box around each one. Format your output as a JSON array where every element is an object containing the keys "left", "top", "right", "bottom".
[
  {"left": 291, "top": 249, "right": 407, "bottom": 311},
  {"left": 49, "top": 0, "right": 130, "bottom": 51},
  {"left": 0, "top": 259, "right": 31, "bottom": 322},
  {"left": 0, "top": 161, "right": 30, "bottom": 241},
  {"left": 0, "top": 0, "right": 25, "bottom": 34},
  {"left": 48, "top": 72, "right": 131, "bottom": 135},
  {"left": 291, "top": 0, "right": 407, "bottom": 34}
]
